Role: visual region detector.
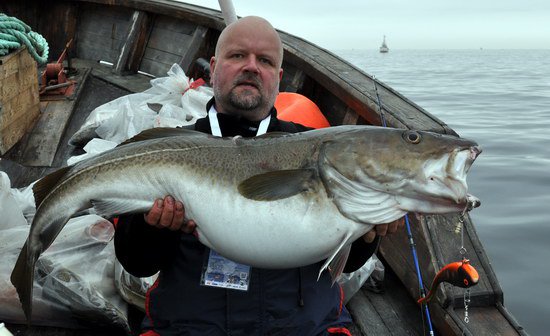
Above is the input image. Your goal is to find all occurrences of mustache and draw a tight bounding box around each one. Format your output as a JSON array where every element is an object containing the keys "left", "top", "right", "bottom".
[{"left": 233, "top": 73, "right": 262, "bottom": 89}]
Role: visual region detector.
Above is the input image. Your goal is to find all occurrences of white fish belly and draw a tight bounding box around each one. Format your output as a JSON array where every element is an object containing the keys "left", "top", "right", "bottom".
[{"left": 174, "top": 174, "right": 370, "bottom": 269}]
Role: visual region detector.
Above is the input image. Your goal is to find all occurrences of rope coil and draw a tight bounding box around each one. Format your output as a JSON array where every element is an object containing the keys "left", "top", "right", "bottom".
[{"left": 0, "top": 13, "right": 49, "bottom": 64}]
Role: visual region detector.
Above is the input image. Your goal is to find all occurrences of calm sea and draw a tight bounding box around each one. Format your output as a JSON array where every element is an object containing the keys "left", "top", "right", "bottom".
[{"left": 334, "top": 49, "right": 550, "bottom": 335}]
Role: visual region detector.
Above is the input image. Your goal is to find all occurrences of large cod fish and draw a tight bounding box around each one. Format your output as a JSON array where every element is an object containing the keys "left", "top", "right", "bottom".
[{"left": 11, "top": 125, "right": 481, "bottom": 321}]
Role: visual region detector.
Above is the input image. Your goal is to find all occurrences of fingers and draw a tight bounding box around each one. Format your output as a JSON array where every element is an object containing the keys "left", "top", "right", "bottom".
[
  {"left": 145, "top": 196, "right": 189, "bottom": 231},
  {"left": 375, "top": 223, "right": 389, "bottom": 236},
  {"left": 362, "top": 217, "right": 406, "bottom": 243},
  {"left": 363, "top": 229, "right": 377, "bottom": 243},
  {"left": 144, "top": 199, "right": 164, "bottom": 226},
  {"left": 181, "top": 219, "right": 197, "bottom": 234},
  {"left": 159, "top": 196, "right": 178, "bottom": 230}
]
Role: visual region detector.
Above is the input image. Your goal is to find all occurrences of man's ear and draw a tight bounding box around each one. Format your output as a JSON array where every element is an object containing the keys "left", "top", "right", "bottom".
[
  {"left": 279, "top": 68, "right": 283, "bottom": 81},
  {"left": 209, "top": 56, "right": 216, "bottom": 85}
]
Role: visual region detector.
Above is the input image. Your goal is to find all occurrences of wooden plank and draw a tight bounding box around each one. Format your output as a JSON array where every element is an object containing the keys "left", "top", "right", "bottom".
[
  {"left": 422, "top": 213, "right": 501, "bottom": 307},
  {"left": 80, "top": 1, "right": 136, "bottom": 23},
  {"left": 19, "top": 101, "right": 75, "bottom": 167},
  {"left": 114, "top": 10, "right": 151, "bottom": 74},
  {"left": 34, "top": 2, "right": 78, "bottom": 60},
  {"left": 19, "top": 68, "right": 90, "bottom": 166},
  {"left": 142, "top": 45, "right": 184, "bottom": 65},
  {"left": 283, "top": 68, "right": 306, "bottom": 93},
  {"left": 127, "top": 12, "right": 153, "bottom": 74},
  {"left": 347, "top": 264, "right": 428, "bottom": 336},
  {"left": 76, "top": 5, "right": 133, "bottom": 63},
  {"left": 341, "top": 107, "right": 359, "bottom": 125},
  {"left": 348, "top": 291, "right": 392, "bottom": 335},
  {"left": 451, "top": 305, "right": 526, "bottom": 336},
  {"left": 140, "top": 49, "right": 182, "bottom": 77},
  {"left": 77, "top": 7, "right": 132, "bottom": 41},
  {"left": 146, "top": 25, "right": 193, "bottom": 55},
  {"left": 77, "top": 28, "right": 126, "bottom": 53},
  {"left": 179, "top": 25, "right": 208, "bottom": 73},
  {"left": 313, "top": 85, "right": 350, "bottom": 126},
  {"left": 76, "top": 40, "right": 123, "bottom": 64},
  {"left": 153, "top": 14, "right": 196, "bottom": 35},
  {"left": 0, "top": 47, "right": 40, "bottom": 154},
  {"left": 71, "top": 59, "right": 152, "bottom": 93}
]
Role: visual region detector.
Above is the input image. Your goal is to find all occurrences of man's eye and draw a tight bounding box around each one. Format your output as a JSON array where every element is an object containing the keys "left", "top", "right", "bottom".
[{"left": 259, "top": 58, "right": 273, "bottom": 65}]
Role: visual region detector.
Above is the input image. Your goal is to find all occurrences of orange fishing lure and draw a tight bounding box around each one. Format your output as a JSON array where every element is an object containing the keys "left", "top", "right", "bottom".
[{"left": 418, "top": 258, "right": 479, "bottom": 304}]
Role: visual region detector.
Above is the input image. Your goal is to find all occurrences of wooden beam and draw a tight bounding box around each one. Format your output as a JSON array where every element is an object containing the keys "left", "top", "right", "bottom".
[
  {"left": 179, "top": 25, "right": 208, "bottom": 74},
  {"left": 284, "top": 69, "right": 306, "bottom": 93},
  {"left": 114, "top": 10, "right": 151, "bottom": 75},
  {"left": 347, "top": 291, "right": 392, "bottom": 335},
  {"left": 341, "top": 107, "right": 360, "bottom": 125}
]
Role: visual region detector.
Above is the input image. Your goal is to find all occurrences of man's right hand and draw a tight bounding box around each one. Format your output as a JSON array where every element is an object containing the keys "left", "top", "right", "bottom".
[{"left": 144, "top": 196, "right": 196, "bottom": 234}]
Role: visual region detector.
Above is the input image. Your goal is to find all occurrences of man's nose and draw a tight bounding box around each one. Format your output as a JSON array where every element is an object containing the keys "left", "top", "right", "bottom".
[{"left": 242, "top": 55, "right": 260, "bottom": 73}]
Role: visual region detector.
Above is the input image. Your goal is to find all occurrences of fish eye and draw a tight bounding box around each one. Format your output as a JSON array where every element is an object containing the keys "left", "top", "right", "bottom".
[
  {"left": 463, "top": 279, "right": 469, "bottom": 286},
  {"left": 403, "top": 131, "right": 421, "bottom": 144}
]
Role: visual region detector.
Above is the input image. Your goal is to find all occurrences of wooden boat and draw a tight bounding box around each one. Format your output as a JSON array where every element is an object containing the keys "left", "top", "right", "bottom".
[{"left": 0, "top": 0, "right": 527, "bottom": 335}]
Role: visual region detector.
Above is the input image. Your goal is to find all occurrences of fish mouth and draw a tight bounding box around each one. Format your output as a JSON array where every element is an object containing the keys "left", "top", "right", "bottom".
[{"left": 424, "top": 145, "right": 482, "bottom": 210}]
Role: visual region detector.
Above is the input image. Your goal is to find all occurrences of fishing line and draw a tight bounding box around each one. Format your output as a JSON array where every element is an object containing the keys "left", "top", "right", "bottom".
[{"left": 372, "top": 76, "right": 435, "bottom": 336}]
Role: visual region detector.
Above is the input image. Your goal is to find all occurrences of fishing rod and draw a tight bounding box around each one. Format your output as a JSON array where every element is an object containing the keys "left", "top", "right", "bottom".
[{"left": 372, "top": 76, "right": 435, "bottom": 336}]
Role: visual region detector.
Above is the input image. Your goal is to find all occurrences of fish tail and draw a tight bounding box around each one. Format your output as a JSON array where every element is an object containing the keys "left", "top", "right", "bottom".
[
  {"left": 417, "top": 289, "right": 435, "bottom": 304},
  {"left": 417, "top": 274, "right": 444, "bottom": 305},
  {"left": 10, "top": 239, "right": 35, "bottom": 324}
]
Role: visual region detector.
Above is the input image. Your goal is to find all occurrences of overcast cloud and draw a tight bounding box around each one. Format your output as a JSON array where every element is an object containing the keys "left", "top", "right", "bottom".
[{"left": 178, "top": 0, "right": 550, "bottom": 49}]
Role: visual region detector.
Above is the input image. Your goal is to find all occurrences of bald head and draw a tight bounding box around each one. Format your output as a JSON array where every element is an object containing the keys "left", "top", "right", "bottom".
[
  {"left": 215, "top": 16, "right": 284, "bottom": 68},
  {"left": 210, "top": 16, "right": 284, "bottom": 121}
]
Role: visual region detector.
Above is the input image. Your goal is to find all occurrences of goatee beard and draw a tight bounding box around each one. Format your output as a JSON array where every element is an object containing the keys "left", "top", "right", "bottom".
[{"left": 228, "top": 90, "right": 262, "bottom": 110}]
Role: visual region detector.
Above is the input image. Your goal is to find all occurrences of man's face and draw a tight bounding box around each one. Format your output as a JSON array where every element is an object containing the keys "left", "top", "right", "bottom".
[{"left": 210, "top": 22, "right": 283, "bottom": 121}]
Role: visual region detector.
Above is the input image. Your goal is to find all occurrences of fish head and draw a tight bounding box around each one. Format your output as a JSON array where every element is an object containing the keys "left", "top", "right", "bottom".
[
  {"left": 320, "top": 126, "right": 481, "bottom": 219},
  {"left": 457, "top": 259, "right": 480, "bottom": 288}
]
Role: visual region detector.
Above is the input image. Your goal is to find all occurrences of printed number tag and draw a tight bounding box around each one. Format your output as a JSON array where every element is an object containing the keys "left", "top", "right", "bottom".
[{"left": 200, "top": 250, "right": 250, "bottom": 291}]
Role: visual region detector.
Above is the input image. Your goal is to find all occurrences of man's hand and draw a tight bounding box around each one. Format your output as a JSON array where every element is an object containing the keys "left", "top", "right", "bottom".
[
  {"left": 363, "top": 217, "right": 405, "bottom": 243},
  {"left": 144, "top": 196, "right": 196, "bottom": 234}
]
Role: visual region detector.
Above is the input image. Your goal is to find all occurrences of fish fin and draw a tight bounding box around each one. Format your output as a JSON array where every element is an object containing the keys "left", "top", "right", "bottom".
[
  {"left": 119, "top": 127, "right": 202, "bottom": 146},
  {"left": 33, "top": 166, "right": 72, "bottom": 208},
  {"left": 147, "top": 103, "right": 163, "bottom": 113},
  {"left": 10, "top": 240, "right": 35, "bottom": 323},
  {"left": 238, "top": 169, "right": 316, "bottom": 201},
  {"left": 90, "top": 198, "right": 154, "bottom": 218},
  {"left": 318, "top": 231, "right": 353, "bottom": 284}
]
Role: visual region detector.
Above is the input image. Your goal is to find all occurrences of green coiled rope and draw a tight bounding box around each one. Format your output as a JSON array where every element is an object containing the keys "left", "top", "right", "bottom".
[{"left": 0, "top": 13, "right": 49, "bottom": 64}]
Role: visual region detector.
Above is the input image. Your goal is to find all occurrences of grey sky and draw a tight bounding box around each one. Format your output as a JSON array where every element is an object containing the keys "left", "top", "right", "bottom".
[{"left": 178, "top": 0, "right": 550, "bottom": 49}]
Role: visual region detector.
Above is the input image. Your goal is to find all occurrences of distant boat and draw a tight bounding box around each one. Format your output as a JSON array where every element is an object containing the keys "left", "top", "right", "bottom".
[{"left": 379, "top": 35, "right": 389, "bottom": 53}]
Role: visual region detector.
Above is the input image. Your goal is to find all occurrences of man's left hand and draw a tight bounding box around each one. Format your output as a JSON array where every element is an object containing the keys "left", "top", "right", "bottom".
[{"left": 363, "top": 217, "right": 405, "bottom": 243}]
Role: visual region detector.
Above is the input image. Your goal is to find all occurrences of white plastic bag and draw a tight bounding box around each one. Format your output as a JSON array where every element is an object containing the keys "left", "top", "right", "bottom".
[
  {"left": 0, "top": 172, "right": 28, "bottom": 230},
  {"left": 338, "top": 254, "right": 384, "bottom": 304},
  {"left": 114, "top": 262, "right": 157, "bottom": 312},
  {"left": 70, "top": 63, "right": 212, "bottom": 146},
  {"left": 67, "top": 138, "right": 118, "bottom": 165},
  {"left": 0, "top": 172, "right": 131, "bottom": 330}
]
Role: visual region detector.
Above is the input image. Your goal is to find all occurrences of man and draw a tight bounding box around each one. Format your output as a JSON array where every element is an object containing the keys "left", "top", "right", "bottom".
[{"left": 115, "top": 16, "right": 403, "bottom": 336}]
